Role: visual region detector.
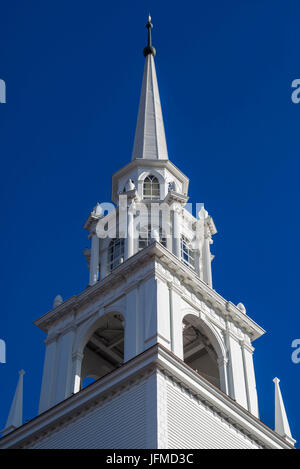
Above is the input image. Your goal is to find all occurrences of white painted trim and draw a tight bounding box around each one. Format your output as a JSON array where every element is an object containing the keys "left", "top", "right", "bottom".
[{"left": 0, "top": 345, "right": 293, "bottom": 449}]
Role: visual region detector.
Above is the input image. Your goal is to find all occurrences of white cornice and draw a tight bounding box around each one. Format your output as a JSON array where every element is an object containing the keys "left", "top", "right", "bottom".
[
  {"left": 163, "top": 190, "right": 189, "bottom": 207},
  {"left": 84, "top": 212, "right": 103, "bottom": 232},
  {"left": 111, "top": 159, "right": 190, "bottom": 204},
  {"left": 0, "top": 344, "right": 293, "bottom": 449},
  {"left": 155, "top": 346, "right": 294, "bottom": 449},
  {"left": 34, "top": 242, "right": 265, "bottom": 340},
  {"left": 152, "top": 244, "right": 265, "bottom": 340}
]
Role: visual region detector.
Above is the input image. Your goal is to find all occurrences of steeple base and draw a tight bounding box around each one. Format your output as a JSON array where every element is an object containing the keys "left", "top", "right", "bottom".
[{"left": 0, "top": 345, "right": 293, "bottom": 449}]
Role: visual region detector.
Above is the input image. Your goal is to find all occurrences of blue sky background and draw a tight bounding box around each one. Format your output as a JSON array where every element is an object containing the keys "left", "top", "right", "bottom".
[{"left": 0, "top": 0, "right": 299, "bottom": 445}]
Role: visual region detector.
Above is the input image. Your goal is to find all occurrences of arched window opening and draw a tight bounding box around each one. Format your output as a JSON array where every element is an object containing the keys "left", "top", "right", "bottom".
[
  {"left": 143, "top": 175, "right": 160, "bottom": 200},
  {"left": 108, "top": 238, "right": 125, "bottom": 271},
  {"left": 138, "top": 224, "right": 167, "bottom": 251},
  {"left": 181, "top": 236, "right": 195, "bottom": 270},
  {"left": 80, "top": 313, "right": 124, "bottom": 390},
  {"left": 183, "top": 316, "right": 220, "bottom": 389}
]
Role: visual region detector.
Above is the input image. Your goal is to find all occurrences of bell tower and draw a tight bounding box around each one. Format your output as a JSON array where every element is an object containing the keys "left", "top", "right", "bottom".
[{"left": 0, "top": 17, "right": 295, "bottom": 450}]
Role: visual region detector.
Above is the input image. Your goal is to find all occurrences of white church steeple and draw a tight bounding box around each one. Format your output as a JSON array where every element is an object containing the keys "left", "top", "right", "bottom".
[
  {"left": 131, "top": 16, "right": 168, "bottom": 161},
  {"left": 0, "top": 17, "right": 295, "bottom": 450}
]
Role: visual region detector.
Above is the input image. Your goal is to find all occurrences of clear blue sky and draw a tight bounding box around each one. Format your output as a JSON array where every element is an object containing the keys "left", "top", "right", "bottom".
[{"left": 0, "top": 0, "right": 299, "bottom": 445}]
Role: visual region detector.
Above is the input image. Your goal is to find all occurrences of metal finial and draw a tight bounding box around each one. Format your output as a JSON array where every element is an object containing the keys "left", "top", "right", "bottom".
[{"left": 143, "top": 14, "right": 156, "bottom": 57}]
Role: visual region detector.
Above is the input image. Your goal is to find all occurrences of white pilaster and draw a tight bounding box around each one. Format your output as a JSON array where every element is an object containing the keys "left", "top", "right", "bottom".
[
  {"left": 124, "top": 287, "right": 140, "bottom": 362},
  {"left": 38, "top": 335, "right": 57, "bottom": 414},
  {"left": 202, "top": 231, "right": 213, "bottom": 287},
  {"left": 225, "top": 328, "right": 248, "bottom": 409},
  {"left": 217, "top": 358, "right": 229, "bottom": 395},
  {"left": 140, "top": 276, "right": 171, "bottom": 351},
  {"left": 168, "top": 285, "right": 183, "bottom": 359},
  {"left": 241, "top": 341, "right": 259, "bottom": 417},
  {"left": 100, "top": 245, "right": 107, "bottom": 280},
  {"left": 172, "top": 205, "right": 181, "bottom": 259},
  {"left": 193, "top": 248, "right": 201, "bottom": 278},
  {"left": 89, "top": 233, "right": 100, "bottom": 286},
  {"left": 53, "top": 326, "right": 76, "bottom": 405},
  {"left": 165, "top": 218, "right": 172, "bottom": 252},
  {"left": 156, "top": 278, "right": 171, "bottom": 350},
  {"left": 195, "top": 213, "right": 205, "bottom": 279},
  {"left": 125, "top": 202, "right": 135, "bottom": 259},
  {"left": 141, "top": 276, "right": 158, "bottom": 350}
]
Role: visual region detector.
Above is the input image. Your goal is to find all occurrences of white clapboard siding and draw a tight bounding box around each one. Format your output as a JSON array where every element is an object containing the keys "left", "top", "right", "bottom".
[
  {"left": 28, "top": 375, "right": 157, "bottom": 449},
  {"left": 164, "top": 377, "right": 260, "bottom": 449}
]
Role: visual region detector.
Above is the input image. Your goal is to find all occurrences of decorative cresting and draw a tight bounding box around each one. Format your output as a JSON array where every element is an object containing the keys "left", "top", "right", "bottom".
[{"left": 131, "top": 15, "right": 169, "bottom": 161}]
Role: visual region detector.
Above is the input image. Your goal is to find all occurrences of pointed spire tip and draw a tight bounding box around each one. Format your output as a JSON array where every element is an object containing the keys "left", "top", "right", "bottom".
[
  {"left": 132, "top": 16, "right": 168, "bottom": 161},
  {"left": 143, "top": 14, "right": 156, "bottom": 57}
]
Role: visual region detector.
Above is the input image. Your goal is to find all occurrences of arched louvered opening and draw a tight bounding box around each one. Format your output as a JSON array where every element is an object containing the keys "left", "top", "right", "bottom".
[
  {"left": 182, "top": 314, "right": 220, "bottom": 389},
  {"left": 143, "top": 175, "right": 160, "bottom": 200},
  {"left": 80, "top": 312, "right": 124, "bottom": 389}
]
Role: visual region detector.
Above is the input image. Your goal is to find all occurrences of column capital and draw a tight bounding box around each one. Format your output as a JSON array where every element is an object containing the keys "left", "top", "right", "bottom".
[
  {"left": 44, "top": 333, "right": 58, "bottom": 345},
  {"left": 240, "top": 340, "right": 255, "bottom": 353},
  {"left": 172, "top": 203, "right": 182, "bottom": 214},
  {"left": 62, "top": 323, "right": 77, "bottom": 336},
  {"left": 217, "top": 357, "right": 228, "bottom": 366},
  {"left": 72, "top": 351, "right": 84, "bottom": 361}
]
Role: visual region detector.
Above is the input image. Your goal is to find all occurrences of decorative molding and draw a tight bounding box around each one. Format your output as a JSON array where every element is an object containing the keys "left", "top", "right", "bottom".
[
  {"left": 34, "top": 243, "right": 265, "bottom": 345},
  {"left": 0, "top": 344, "right": 293, "bottom": 450},
  {"left": 111, "top": 159, "right": 189, "bottom": 204}
]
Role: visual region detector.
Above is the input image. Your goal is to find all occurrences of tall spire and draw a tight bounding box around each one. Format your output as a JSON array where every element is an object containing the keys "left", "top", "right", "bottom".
[
  {"left": 131, "top": 16, "right": 168, "bottom": 161},
  {"left": 273, "top": 378, "right": 295, "bottom": 446},
  {"left": 2, "top": 370, "right": 25, "bottom": 436}
]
